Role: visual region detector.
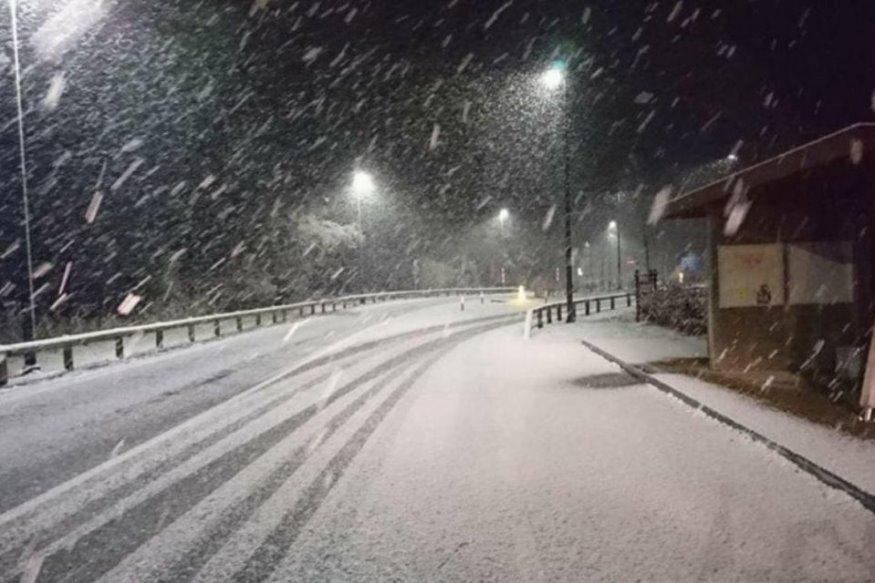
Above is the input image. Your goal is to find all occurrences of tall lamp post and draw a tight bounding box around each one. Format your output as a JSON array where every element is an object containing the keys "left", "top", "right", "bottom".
[
  {"left": 498, "top": 208, "right": 509, "bottom": 238},
  {"left": 352, "top": 170, "right": 375, "bottom": 290},
  {"left": 541, "top": 61, "right": 575, "bottom": 322},
  {"left": 608, "top": 220, "right": 621, "bottom": 290},
  {"left": 497, "top": 208, "right": 510, "bottom": 285},
  {"left": 352, "top": 170, "right": 374, "bottom": 228},
  {"left": 9, "top": 0, "right": 37, "bottom": 357}
]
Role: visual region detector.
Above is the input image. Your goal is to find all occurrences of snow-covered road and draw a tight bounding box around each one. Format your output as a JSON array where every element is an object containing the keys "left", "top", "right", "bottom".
[{"left": 1, "top": 298, "right": 873, "bottom": 582}]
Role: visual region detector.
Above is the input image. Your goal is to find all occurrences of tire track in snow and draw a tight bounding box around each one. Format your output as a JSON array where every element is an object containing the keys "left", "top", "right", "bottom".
[
  {"left": 223, "top": 320, "right": 516, "bottom": 583},
  {"left": 228, "top": 349, "right": 453, "bottom": 583},
  {"left": 103, "top": 356, "right": 421, "bottom": 582},
  {"left": 0, "top": 312, "right": 512, "bottom": 556},
  {"left": 17, "top": 339, "right": 441, "bottom": 582},
  {"left": 4, "top": 316, "right": 520, "bottom": 583}
]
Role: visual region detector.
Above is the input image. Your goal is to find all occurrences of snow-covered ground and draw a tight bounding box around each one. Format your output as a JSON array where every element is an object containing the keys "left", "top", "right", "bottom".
[
  {"left": 541, "top": 310, "right": 875, "bottom": 498},
  {"left": 539, "top": 306, "right": 708, "bottom": 364},
  {"left": 1, "top": 300, "right": 873, "bottom": 582}
]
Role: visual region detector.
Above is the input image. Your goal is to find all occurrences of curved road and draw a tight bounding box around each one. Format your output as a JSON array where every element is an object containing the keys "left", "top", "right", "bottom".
[{"left": 1, "top": 296, "right": 874, "bottom": 582}]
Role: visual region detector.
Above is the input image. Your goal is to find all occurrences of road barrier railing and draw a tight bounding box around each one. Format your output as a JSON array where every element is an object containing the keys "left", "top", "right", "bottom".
[
  {"left": 525, "top": 292, "right": 634, "bottom": 338},
  {"left": 0, "top": 287, "right": 517, "bottom": 386}
]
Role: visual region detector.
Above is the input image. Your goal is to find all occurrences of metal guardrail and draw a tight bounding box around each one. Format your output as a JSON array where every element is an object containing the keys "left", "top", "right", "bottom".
[
  {"left": 0, "top": 287, "right": 516, "bottom": 385},
  {"left": 527, "top": 292, "right": 634, "bottom": 334}
]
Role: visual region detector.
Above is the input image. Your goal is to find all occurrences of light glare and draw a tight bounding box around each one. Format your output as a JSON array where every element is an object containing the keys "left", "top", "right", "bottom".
[
  {"left": 352, "top": 170, "right": 375, "bottom": 196},
  {"left": 541, "top": 68, "right": 564, "bottom": 90}
]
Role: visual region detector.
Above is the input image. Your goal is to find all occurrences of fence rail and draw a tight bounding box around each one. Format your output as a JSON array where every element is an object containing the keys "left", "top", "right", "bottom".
[
  {"left": 0, "top": 287, "right": 517, "bottom": 385},
  {"left": 526, "top": 292, "right": 634, "bottom": 337}
]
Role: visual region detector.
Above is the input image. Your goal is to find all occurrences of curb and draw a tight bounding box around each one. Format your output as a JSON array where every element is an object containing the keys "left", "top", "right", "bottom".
[{"left": 579, "top": 338, "right": 875, "bottom": 516}]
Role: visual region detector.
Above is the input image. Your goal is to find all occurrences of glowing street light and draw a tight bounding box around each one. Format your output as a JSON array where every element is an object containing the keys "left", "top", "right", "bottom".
[
  {"left": 351, "top": 169, "right": 377, "bottom": 292},
  {"left": 539, "top": 60, "right": 576, "bottom": 322},
  {"left": 352, "top": 170, "right": 375, "bottom": 197},
  {"left": 541, "top": 65, "right": 565, "bottom": 90},
  {"left": 351, "top": 170, "right": 375, "bottom": 227},
  {"left": 498, "top": 208, "right": 510, "bottom": 237},
  {"left": 541, "top": 60, "right": 567, "bottom": 92}
]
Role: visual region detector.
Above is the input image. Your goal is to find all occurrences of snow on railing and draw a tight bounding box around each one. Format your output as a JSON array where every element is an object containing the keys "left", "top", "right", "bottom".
[
  {"left": 0, "top": 287, "right": 516, "bottom": 386},
  {"left": 524, "top": 292, "right": 634, "bottom": 338}
]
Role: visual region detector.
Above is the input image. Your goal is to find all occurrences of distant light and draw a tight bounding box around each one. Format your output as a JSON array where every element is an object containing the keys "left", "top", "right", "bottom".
[
  {"left": 608, "top": 220, "right": 617, "bottom": 230},
  {"left": 499, "top": 208, "right": 510, "bottom": 221},
  {"left": 576, "top": 267, "right": 583, "bottom": 277},
  {"left": 518, "top": 285, "right": 526, "bottom": 301},
  {"left": 678, "top": 271, "right": 685, "bottom": 284},
  {"left": 727, "top": 153, "right": 739, "bottom": 162},
  {"left": 352, "top": 170, "right": 375, "bottom": 197},
  {"left": 541, "top": 63, "right": 565, "bottom": 90}
]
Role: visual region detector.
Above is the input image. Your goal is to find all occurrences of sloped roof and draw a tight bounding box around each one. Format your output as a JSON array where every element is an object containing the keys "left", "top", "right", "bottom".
[{"left": 664, "top": 123, "right": 875, "bottom": 218}]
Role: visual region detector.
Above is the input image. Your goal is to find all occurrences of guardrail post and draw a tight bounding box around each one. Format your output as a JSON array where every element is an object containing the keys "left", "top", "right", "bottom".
[
  {"left": 547, "top": 306, "right": 553, "bottom": 324},
  {"left": 537, "top": 310, "right": 543, "bottom": 329},
  {"left": 321, "top": 302, "right": 326, "bottom": 314},
  {"left": 188, "top": 324, "right": 195, "bottom": 342},
  {"left": 626, "top": 293, "right": 632, "bottom": 307},
  {"left": 214, "top": 320, "right": 221, "bottom": 337},
  {"left": 156, "top": 329, "right": 164, "bottom": 349},
  {"left": 115, "top": 337, "right": 124, "bottom": 359},
  {"left": 236, "top": 317, "right": 243, "bottom": 332},
  {"left": 310, "top": 305, "right": 316, "bottom": 315},
  {"left": 255, "top": 314, "right": 262, "bottom": 327},
  {"left": 271, "top": 312, "right": 277, "bottom": 324},
  {"left": 585, "top": 300, "right": 590, "bottom": 316},
  {"left": 63, "top": 346, "right": 74, "bottom": 371},
  {"left": 557, "top": 304, "right": 563, "bottom": 321},
  {"left": 342, "top": 300, "right": 346, "bottom": 309},
  {"left": 610, "top": 296, "right": 615, "bottom": 310},
  {"left": 0, "top": 354, "right": 7, "bottom": 386},
  {"left": 332, "top": 302, "right": 337, "bottom": 312},
  {"left": 596, "top": 299, "right": 601, "bottom": 313}
]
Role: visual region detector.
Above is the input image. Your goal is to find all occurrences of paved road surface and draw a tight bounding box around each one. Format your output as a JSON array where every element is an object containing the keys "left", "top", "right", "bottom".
[{"left": 1, "top": 297, "right": 873, "bottom": 582}]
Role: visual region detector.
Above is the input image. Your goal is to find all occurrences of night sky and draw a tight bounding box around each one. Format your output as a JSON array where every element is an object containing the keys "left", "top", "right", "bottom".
[{"left": 1, "top": 0, "right": 874, "bottom": 334}]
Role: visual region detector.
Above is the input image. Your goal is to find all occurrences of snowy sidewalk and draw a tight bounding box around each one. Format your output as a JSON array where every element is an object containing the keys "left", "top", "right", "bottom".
[{"left": 538, "top": 309, "right": 875, "bottom": 496}]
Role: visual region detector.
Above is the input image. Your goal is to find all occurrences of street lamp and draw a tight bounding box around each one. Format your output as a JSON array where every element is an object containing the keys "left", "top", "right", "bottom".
[
  {"left": 540, "top": 60, "right": 576, "bottom": 323},
  {"left": 351, "top": 170, "right": 375, "bottom": 228},
  {"left": 608, "top": 220, "right": 621, "bottom": 290},
  {"left": 351, "top": 169, "right": 375, "bottom": 291},
  {"left": 583, "top": 241, "right": 591, "bottom": 290},
  {"left": 541, "top": 67, "right": 564, "bottom": 91},
  {"left": 498, "top": 208, "right": 510, "bottom": 237},
  {"left": 497, "top": 208, "right": 511, "bottom": 284}
]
